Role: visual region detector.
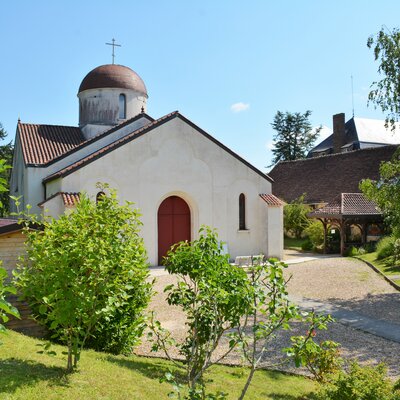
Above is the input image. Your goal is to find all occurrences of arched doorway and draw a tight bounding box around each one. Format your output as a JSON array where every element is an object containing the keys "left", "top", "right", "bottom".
[{"left": 157, "top": 196, "right": 191, "bottom": 265}]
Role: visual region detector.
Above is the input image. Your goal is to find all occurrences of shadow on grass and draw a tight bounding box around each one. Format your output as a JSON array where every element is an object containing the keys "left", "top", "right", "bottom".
[
  {"left": 0, "top": 358, "right": 69, "bottom": 394},
  {"left": 105, "top": 355, "right": 186, "bottom": 381},
  {"left": 265, "top": 393, "right": 317, "bottom": 400}
]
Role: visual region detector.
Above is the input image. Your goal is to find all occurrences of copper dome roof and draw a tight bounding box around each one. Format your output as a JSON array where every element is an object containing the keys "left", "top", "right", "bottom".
[{"left": 78, "top": 64, "right": 147, "bottom": 95}]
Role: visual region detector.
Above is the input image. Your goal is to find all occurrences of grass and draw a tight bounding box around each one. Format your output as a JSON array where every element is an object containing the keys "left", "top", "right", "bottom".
[
  {"left": 357, "top": 252, "right": 400, "bottom": 285},
  {"left": 0, "top": 330, "right": 317, "bottom": 400},
  {"left": 284, "top": 237, "right": 308, "bottom": 251}
]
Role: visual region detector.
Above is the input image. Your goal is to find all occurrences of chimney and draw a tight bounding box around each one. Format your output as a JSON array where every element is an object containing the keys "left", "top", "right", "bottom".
[{"left": 333, "top": 113, "right": 346, "bottom": 153}]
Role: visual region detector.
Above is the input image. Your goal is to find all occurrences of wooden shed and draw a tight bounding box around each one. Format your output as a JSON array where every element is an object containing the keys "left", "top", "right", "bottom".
[{"left": 0, "top": 219, "right": 45, "bottom": 337}]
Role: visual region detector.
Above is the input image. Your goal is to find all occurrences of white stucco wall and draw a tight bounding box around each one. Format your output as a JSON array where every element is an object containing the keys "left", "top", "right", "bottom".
[
  {"left": 266, "top": 206, "right": 284, "bottom": 259},
  {"left": 78, "top": 87, "right": 147, "bottom": 138},
  {"left": 47, "top": 116, "right": 282, "bottom": 265}
]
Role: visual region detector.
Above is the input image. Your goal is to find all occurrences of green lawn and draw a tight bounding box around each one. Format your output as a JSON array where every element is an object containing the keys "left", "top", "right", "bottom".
[
  {"left": 284, "top": 237, "right": 308, "bottom": 251},
  {"left": 357, "top": 252, "right": 400, "bottom": 285},
  {"left": 0, "top": 330, "right": 316, "bottom": 400}
]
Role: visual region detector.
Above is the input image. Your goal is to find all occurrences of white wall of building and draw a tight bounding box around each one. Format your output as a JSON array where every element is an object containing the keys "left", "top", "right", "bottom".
[{"left": 45, "top": 117, "right": 282, "bottom": 265}]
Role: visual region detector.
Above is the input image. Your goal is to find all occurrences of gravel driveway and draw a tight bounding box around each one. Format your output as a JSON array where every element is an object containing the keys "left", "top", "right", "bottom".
[{"left": 136, "top": 255, "right": 400, "bottom": 378}]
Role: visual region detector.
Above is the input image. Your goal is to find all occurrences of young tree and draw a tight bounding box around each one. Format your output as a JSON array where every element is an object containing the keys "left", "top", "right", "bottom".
[
  {"left": 367, "top": 26, "right": 400, "bottom": 129},
  {"left": 149, "top": 226, "right": 253, "bottom": 397},
  {"left": 271, "top": 110, "right": 321, "bottom": 165},
  {"left": 283, "top": 194, "right": 311, "bottom": 238},
  {"left": 0, "top": 124, "right": 14, "bottom": 216},
  {"left": 360, "top": 148, "right": 400, "bottom": 238},
  {"left": 15, "top": 185, "right": 152, "bottom": 371}
]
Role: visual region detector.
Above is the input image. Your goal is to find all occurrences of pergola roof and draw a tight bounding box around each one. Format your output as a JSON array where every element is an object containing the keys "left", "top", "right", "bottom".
[{"left": 309, "top": 193, "right": 381, "bottom": 219}]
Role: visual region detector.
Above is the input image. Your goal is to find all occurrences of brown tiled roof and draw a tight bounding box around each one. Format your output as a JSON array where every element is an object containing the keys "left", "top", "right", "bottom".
[
  {"left": 19, "top": 113, "right": 154, "bottom": 167},
  {"left": 341, "top": 193, "right": 380, "bottom": 215},
  {"left": 310, "top": 198, "right": 341, "bottom": 216},
  {"left": 269, "top": 145, "right": 398, "bottom": 204},
  {"left": 43, "top": 112, "right": 274, "bottom": 184},
  {"left": 259, "top": 194, "right": 284, "bottom": 206},
  {"left": 61, "top": 192, "right": 80, "bottom": 206},
  {"left": 18, "top": 122, "right": 85, "bottom": 165},
  {"left": 309, "top": 193, "right": 380, "bottom": 218}
]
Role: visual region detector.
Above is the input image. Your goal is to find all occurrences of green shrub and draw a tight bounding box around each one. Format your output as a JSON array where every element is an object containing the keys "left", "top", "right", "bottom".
[
  {"left": 357, "top": 247, "right": 367, "bottom": 255},
  {"left": 301, "top": 240, "right": 314, "bottom": 251},
  {"left": 284, "top": 195, "right": 311, "bottom": 239},
  {"left": 15, "top": 185, "right": 152, "bottom": 370},
  {"left": 376, "top": 236, "right": 396, "bottom": 259},
  {"left": 304, "top": 221, "right": 324, "bottom": 247},
  {"left": 344, "top": 246, "right": 358, "bottom": 257},
  {"left": 316, "top": 362, "right": 400, "bottom": 400},
  {"left": 364, "top": 242, "right": 377, "bottom": 253}
]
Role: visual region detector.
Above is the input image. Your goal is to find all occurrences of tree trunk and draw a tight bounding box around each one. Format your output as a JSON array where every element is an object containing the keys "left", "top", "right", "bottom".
[
  {"left": 67, "top": 342, "right": 73, "bottom": 373},
  {"left": 239, "top": 365, "right": 256, "bottom": 400}
]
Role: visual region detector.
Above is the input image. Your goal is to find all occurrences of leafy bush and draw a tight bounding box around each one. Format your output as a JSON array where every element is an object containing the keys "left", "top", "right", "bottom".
[
  {"left": 15, "top": 185, "right": 152, "bottom": 371},
  {"left": 301, "top": 240, "right": 314, "bottom": 251},
  {"left": 344, "top": 246, "right": 358, "bottom": 257},
  {"left": 286, "top": 313, "right": 341, "bottom": 383},
  {"left": 284, "top": 195, "right": 311, "bottom": 239},
  {"left": 304, "top": 221, "right": 324, "bottom": 247},
  {"left": 316, "top": 362, "right": 400, "bottom": 400},
  {"left": 0, "top": 266, "right": 20, "bottom": 341},
  {"left": 376, "top": 236, "right": 396, "bottom": 259}
]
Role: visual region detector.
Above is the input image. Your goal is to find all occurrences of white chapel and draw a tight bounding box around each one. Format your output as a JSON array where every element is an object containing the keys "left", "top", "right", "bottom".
[{"left": 9, "top": 63, "right": 283, "bottom": 265}]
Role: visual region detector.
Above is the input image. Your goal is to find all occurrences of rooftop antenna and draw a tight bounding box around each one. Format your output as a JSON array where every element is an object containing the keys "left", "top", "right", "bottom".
[
  {"left": 106, "top": 38, "right": 121, "bottom": 64},
  {"left": 351, "top": 74, "right": 355, "bottom": 118}
]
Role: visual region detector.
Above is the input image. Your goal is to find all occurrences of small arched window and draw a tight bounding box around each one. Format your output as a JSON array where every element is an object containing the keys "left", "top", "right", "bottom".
[
  {"left": 239, "top": 193, "right": 246, "bottom": 230},
  {"left": 96, "top": 191, "right": 106, "bottom": 203},
  {"left": 119, "top": 94, "right": 126, "bottom": 119}
]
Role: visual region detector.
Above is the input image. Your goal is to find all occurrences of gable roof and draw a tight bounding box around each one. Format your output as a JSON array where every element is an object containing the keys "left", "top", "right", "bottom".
[
  {"left": 43, "top": 111, "right": 273, "bottom": 184},
  {"left": 18, "top": 113, "right": 155, "bottom": 167},
  {"left": 309, "top": 193, "right": 381, "bottom": 218},
  {"left": 269, "top": 145, "right": 398, "bottom": 204},
  {"left": 18, "top": 122, "right": 85, "bottom": 165},
  {"left": 310, "top": 117, "right": 400, "bottom": 154}
]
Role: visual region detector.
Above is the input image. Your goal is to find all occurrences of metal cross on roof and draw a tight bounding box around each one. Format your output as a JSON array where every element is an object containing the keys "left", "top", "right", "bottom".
[{"left": 106, "top": 38, "right": 121, "bottom": 64}]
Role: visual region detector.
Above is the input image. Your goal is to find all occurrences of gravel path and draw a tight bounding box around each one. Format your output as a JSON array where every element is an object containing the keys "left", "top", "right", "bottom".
[
  {"left": 136, "top": 255, "right": 400, "bottom": 378},
  {"left": 285, "top": 256, "right": 400, "bottom": 324}
]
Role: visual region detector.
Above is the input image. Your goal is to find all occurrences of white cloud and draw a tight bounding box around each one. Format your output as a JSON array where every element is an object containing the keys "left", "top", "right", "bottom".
[{"left": 230, "top": 102, "right": 250, "bottom": 113}]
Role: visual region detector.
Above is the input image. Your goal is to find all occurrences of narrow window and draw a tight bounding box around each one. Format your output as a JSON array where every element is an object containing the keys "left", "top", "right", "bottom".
[
  {"left": 239, "top": 193, "right": 246, "bottom": 230},
  {"left": 96, "top": 191, "right": 106, "bottom": 203},
  {"left": 119, "top": 94, "right": 126, "bottom": 119}
]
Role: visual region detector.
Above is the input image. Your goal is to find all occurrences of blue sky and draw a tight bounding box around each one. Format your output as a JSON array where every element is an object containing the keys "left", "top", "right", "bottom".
[{"left": 1, "top": 0, "right": 400, "bottom": 171}]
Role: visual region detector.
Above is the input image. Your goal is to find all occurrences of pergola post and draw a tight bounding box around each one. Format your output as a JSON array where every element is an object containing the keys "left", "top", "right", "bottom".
[
  {"left": 340, "top": 220, "right": 345, "bottom": 256},
  {"left": 362, "top": 222, "right": 367, "bottom": 245}
]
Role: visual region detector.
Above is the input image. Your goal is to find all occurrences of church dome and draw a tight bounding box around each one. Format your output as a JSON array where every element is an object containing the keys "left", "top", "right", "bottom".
[{"left": 78, "top": 64, "right": 147, "bottom": 96}]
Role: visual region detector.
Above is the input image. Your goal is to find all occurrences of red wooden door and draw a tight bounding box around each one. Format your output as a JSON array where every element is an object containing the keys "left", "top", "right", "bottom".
[{"left": 158, "top": 196, "right": 191, "bottom": 265}]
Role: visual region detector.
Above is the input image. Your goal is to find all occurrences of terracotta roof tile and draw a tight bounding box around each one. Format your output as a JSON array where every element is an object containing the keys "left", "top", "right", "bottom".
[
  {"left": 309, "top": 198, "right": 341, "bottom": 216},
  {"left": 18, "top": 122, "right": 85, "bottom": 165},
  {"left": 259, "top": 194, "right": 284, "bottom": 206},
  {"left": 341, "top": 193, "right": 380, "bottom": 215},
  {"left": 61, "top": 192, "right": 80, "bottom": 206},
  {"left": 269, "top": 145, "right": 398, "bottom": 204},
  {"left": 309, "top": 193, "right": 380, "bottom": 218}
]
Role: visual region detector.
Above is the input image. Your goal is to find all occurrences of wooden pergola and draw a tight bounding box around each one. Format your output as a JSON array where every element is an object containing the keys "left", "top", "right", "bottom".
[{"left": 308, "top": 193, "right": 383, "bottom": 255}]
